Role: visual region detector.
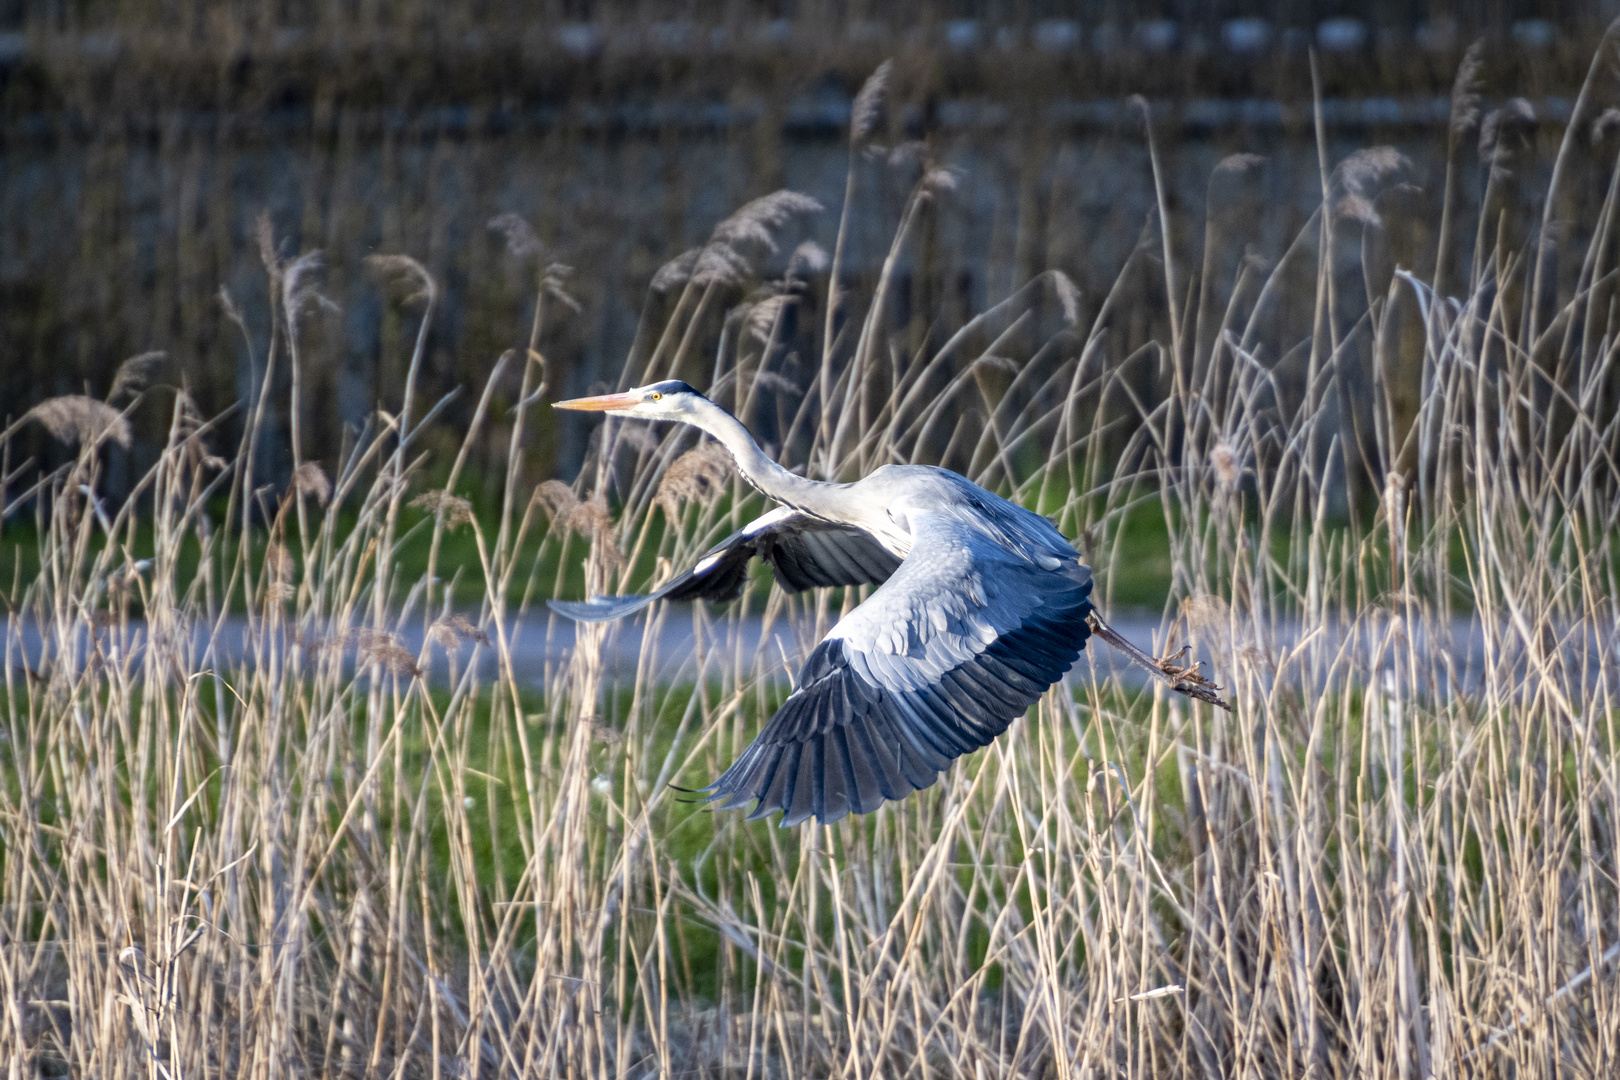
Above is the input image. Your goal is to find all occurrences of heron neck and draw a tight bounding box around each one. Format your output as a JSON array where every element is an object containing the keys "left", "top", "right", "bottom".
[{"left": 687, "top": 402, "right": 835, "bottom": 513}]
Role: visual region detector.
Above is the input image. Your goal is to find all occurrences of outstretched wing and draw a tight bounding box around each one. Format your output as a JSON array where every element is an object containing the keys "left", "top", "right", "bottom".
[
  {"left": 548, "top": 507, "right": 902, "bottom": 623},
  {"left": 703, "top": 512, "right": 1093, "bottom": 826}
]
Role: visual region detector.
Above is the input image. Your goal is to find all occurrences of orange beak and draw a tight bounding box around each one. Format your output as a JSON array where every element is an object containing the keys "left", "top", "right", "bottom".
[{"left": 552, "top": 392, "right": 641, "bottom": 413}]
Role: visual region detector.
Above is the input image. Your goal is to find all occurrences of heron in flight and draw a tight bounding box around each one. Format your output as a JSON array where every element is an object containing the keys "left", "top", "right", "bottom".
[{"left": 551, "top": 380, "right": 1224, "bottom": 826}]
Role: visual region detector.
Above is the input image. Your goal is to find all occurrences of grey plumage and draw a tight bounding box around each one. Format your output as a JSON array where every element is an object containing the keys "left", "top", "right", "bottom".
[
  {"left": 550, "top": 380, "right": 1095, "bottom": 826},
  {"left": 706, "top": 512, "right": 1091, "bottom": 825}
]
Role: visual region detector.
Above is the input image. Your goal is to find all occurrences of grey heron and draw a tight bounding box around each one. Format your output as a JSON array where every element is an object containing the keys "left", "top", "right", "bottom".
[{"left": 550, "top": 380, "right": 1224, "bottom": 827}]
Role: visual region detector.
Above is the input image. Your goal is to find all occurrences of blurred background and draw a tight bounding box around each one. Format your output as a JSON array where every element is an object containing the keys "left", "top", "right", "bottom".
[{"left": 2, "top": 1, "right": 1616, "bottom": 498}]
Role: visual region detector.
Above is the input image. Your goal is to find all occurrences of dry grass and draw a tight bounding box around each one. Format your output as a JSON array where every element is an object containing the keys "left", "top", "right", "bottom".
[{"left": 3, "top": 44, "right": 1620, "bottom": 1080}]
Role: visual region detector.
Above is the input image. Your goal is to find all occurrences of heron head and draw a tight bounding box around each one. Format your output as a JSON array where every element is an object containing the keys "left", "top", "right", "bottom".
[{"left": 552, "top": 380, "right": 707, "bottom": 421}]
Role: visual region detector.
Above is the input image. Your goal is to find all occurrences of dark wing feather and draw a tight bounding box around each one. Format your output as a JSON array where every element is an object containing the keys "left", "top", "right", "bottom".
[
  {"left": 703, "top": 513, "right": 1094, "bottom": 826},
  {"left": 548, "top": 507, "right": 901, "bottom": 623},
  {"left": 755, "top": 511, "right": 901, "bottom": 591}
]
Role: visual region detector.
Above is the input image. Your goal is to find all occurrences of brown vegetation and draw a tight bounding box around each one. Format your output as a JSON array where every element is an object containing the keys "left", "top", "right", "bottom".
[{"left": 3, "top": 35, "right": 1620, "bottom": 1079}]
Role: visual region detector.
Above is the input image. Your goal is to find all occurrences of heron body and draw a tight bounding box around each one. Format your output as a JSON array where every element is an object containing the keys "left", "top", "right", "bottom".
[{"left": 551, "top": 380, "right": 1094, "bottom": 826}]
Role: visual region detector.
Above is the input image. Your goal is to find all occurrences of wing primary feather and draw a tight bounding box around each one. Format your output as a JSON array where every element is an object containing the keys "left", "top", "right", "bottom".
[
  {"left": 951, "top": 661, "right": 1029, "bottom": 710},
  {"left": 847, "top": 541, "right": 894, "bottom": 581},
  {"left": 820, "top": 677, "right": 848, "bottom": 736},
  {"left": 945, "top": 667, "right": 1025, "bottom": 719},
  {"left": 782, "top": 741, "right": 818, "bottom": 826},
  {"left": 932, "top": 692, "right": 1002, "bottom": 748},
  {"left": 820, "top": 538, "right": 870, "bottom": 584},
  {"left": 976, "top": 651, "right": 1043, "bottom": 694},
  {"left": 937, "top": 669, "right": 1005, "bottom": 724},
  {"left": 822, "top": 726, "right": 858, "bottom": 823},
  {"left": 984, "top": 644, "right": 1053, "bottom": 683},
  {"left": 764, "top": 521, "right": 900, "bottom": 593},
  {"left": 911, "top": 685, "right": 982, "bottom": 754},
  {"left": 728, "top": 745, "right": 783, "bottom": 814},
  {"left": 878, "top": 694, "right": 950, "bottom": 787},
  {"left": 850, "top": 713, "right": 904, "bottom": 800},
  {"left": 842, "top": 721, "right": 888, "bottom": 811},
  {"left": 707, "top": 737, "right": 764, "bottom": 794},
  {"left": 814, "top": 735, "right": 842, "bottom": 824},
  {"left": 773, "top": 546, "right": 812, "bottom": 591},
  {"left": 887, "top": 691, "right": 961, "bottom": 766},
  {"left": 749, "top": 740, "right": 796, "bottom": 819}
]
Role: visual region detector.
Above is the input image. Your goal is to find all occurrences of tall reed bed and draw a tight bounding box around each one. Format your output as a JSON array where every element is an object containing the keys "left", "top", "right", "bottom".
[{"left": 3, "top": 44, "right": 1619, "bottom": 1079}]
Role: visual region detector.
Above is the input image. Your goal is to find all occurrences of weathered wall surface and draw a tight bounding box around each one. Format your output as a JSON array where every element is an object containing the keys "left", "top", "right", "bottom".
[{"left": 0, "top": 6, "right": 1611, "bottom": 488}]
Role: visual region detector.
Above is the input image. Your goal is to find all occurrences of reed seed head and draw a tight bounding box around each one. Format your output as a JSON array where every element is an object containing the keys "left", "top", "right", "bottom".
[
  {"left": 746, "top": 294, "right": 795, "bottom": 345},
  {"left": 1331, "top": 147, "right": 1409, "bottom": 225},
  {"left": 1210, "top": 440, "right": 1242, "bottom": 492},
  {"left": 1450, "top": 38, "right": 1486, "bottom": 143},
  {"left": 751, "top": 370, "right": 805, "bottom": 399},
  {"left": 265, "top": 543, "right": 295, "bottom": 583},
  {"left": 533, "top": 479, "right": 580, "bottom": 520},
  {"left": 533, "top": 481, "right": 627, "bottom": 569},
  {"left": 488, "top": 211, "right": 543, "bottom": 259},
  {"left": 787, "top": 240, "right": 828, "bottom": 278},
  {"left": 429, "top": 614, "right": 489, "bottom": 649},
  {"left": 26, "top": 396, "right": 132, "bottom": 449},
  {"left": 1592, "top": 107, "right": 1620, "bottom": 145},
  {"left": 655, "top": 441, "right": 733, "bottom": 519},
  {"left": 356, "top": 630, "right": 420, "bottom": 678},
  {"left": 691, "top": 243, "right": 751, "bottom": 287},
  {"left": 218, "top": 285, "right": 245, "bottom": 328},
  {"left": 543, "top": 263, "right": 582, "bottom": 313},
  {"left": 292, "top": 462, "right": 331, "bottom": 506},
  {"left": 282, "top": 251, "right": 337, "bottom": 321},
  {"left": 1050, "top": 270, "right": 1081, "bottom": 325},
  {"left": 255, "top": 210, "right": 279, "bottom": 276},
  {"left": 710, "top": 190, "right": 822, "bottom": 256},
  {"left": 1213, "top": 152, "right": 1264, "bottom": 177},
  {"left": 652, "top": 248, "right": 702, "bottom": 292},
  {"left": 881, "top": 141, "right": 928, "bottom": 169},
  {"left": 851, "top": 59, "right": 893, "bottom": 146},
  {"left": 410, "top": 490, "right": 474, "bottom": 529},
  {"left": 108, "top": 351, "right": 166, "bottom": 402},
  {"left": 922, "top": 166, "right": 961, "bottom": 195},
  {"left": 1479, "top": 98, "right": 1537, "bottom": 172},
  {"left": 1383, "top": 471, "right": 1405, "bottom": 521},
  {"left": 366, "top": 253, "right": 436, "bottom": 306}
]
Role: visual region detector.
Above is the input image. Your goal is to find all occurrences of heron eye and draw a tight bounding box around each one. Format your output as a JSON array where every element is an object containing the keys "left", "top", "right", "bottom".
[{"left": 649, "top": 392, "right": 662, "bottom": 401}]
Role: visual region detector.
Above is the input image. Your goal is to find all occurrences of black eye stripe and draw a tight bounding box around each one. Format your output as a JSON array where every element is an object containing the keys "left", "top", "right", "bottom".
[{"left": 644, "top": 379, "right": 698, "bottom": 398}]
